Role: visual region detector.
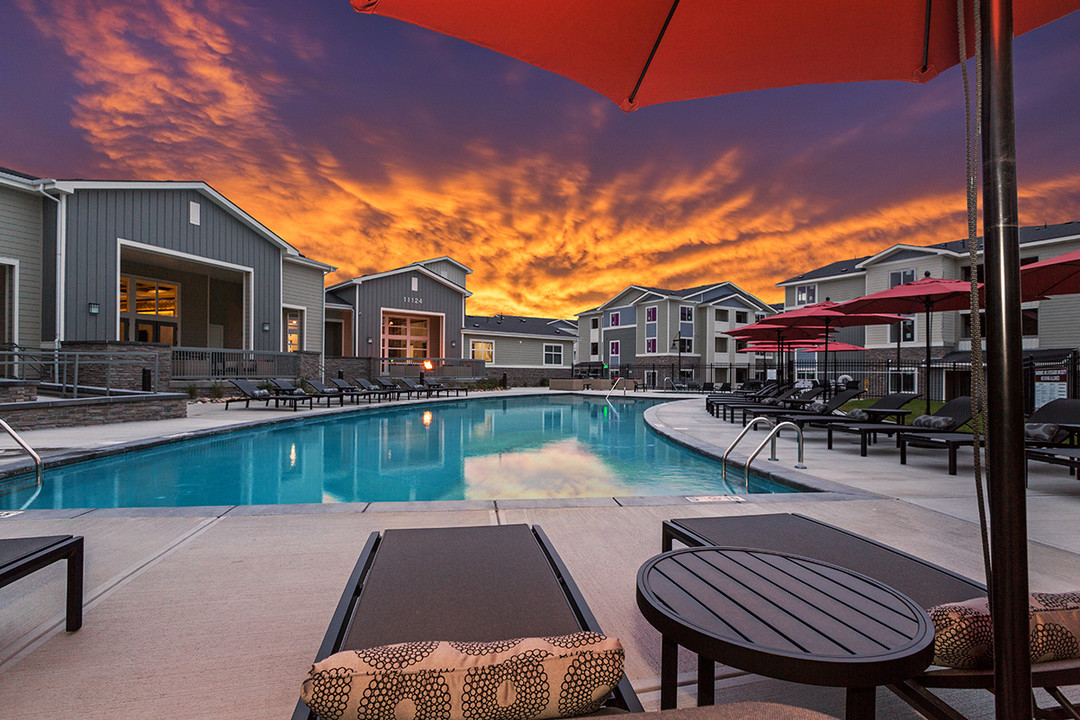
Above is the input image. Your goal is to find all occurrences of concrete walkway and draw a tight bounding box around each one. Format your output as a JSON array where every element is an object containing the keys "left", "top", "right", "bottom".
[{"left": 1, "top": 389, "right": 1078, "bottom": 719}]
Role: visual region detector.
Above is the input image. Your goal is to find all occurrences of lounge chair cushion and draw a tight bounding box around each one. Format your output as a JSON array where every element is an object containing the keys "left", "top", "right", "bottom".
[
  {"left": 302, "top": 632, "right": 625, "bottom": 720},
  {"left": 845, "top": 409, "right": 868, "bottom": 421},
  {"left": 912, "top": 414, "right": 954, "bottom": 430},
  {"left": 1025, "top": 422, "right": 1067, "bottom": 443},
  {"left": 805, "top": 402, "right": 828, "bottom": 414},
  {"left": 929, "top": 592, "right": 1080, "bottom": 668},
  {"left": 252, "top": 389, "right": 269, "bottom": 398}
]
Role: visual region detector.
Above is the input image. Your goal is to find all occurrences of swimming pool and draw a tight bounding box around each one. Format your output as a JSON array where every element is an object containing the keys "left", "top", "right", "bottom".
[{"left": 3, "top": 395, "right": 799, "bottom": 509}]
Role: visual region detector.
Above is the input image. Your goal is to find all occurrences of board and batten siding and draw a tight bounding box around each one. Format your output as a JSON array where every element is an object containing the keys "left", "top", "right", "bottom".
[
  {"left": 60, "top": 189, "right": 283, "bottom": 349},
  {"left": 355, "top": 270, "right": 466, "bottom": 359},
  {"left": 282, "top": 260, "right": 326, "bottom": 352},
  {"left": 0, "top": 186, "right": 43, "bottom": 347}
]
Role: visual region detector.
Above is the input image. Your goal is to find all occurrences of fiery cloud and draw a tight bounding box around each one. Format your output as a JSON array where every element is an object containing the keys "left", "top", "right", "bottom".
[{"left": 12, "top": 1, "right": 1080, "bottom": 318}]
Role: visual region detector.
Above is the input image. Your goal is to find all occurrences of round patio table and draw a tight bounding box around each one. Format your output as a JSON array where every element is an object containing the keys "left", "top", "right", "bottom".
[{"left": 637, "top": 546, "right": 935, "bottom": 720}]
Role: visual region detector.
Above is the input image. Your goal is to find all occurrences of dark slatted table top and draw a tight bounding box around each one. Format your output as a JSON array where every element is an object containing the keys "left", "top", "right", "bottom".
[
  {"left": 0, "top": 535, "right": 73, "bottom": 568},
  {"left": 637, "top": 547, "right": 935, "bottom": 688}
]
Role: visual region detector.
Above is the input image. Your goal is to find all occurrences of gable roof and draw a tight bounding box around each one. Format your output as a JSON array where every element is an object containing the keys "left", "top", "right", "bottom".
[
  {"left": 463, "top": 315, "right": 577, "bottom": 338},
  {"left": 779, "top": 220, "right": 1080, "bottom": 286},
  {"left": 327, "top": 259, "right": 473, "bottom": 297}
]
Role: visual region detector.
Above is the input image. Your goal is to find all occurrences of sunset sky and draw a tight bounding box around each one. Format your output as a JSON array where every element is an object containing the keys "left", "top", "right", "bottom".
[{"left": 2, "top": 1, "right": 1078, "bottom": 317}]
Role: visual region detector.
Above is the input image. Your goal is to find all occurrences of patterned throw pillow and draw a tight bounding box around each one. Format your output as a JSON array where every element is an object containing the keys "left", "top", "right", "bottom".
[
  {"left": 252, "top": 389, "right": 270, "bottom": 399},
  {"left": 929, "top": 592, "right": 1080, "bottom": 669},
  {"left": 1025, "top": 423, "right": 1066, "bottom": 443},
  {"left": 806, "top": 402, "right": 828, "bottom": 414},
  {"left": 759, "top": 397, "right": 778, "bottom": 405},
  {"left": 912, "top": 414, "right": 953, "bottom": 430},
  {"left": 845, "top": 409, "right": 868, "bottom": 421},
  {"left": 302, "top": 632, "right": 625, "bottom": 720}
]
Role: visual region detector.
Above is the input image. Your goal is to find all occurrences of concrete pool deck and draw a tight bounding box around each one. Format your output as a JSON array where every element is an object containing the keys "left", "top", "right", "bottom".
[{"left": 1, "top": 388, "right": 1078, "bottom": 719}]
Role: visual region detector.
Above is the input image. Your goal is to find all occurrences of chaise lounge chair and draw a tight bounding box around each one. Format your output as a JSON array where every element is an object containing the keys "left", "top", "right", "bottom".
[
  {"left": 272, "top": 378, "right": 334, "bottom": 407},
  {"left": 783, "top": 391, "right": 921, "bottom": 430},
  {"left": 350, "top": 377, "right": 400, "bottom": 401},
  {"left": 901, "top": 397, "right": 1080, "bottom": 475},
  {"left": 1, "top": 535, "right": 83, "bottom": 632},
  {"left": 225, "top": 379, "right": 313, "bottom": 411},
  {"left": 305, "top": 378, "right": 371, "bottom": 406},
  {"left": 823, "top": 396, "right": 972, "bottom": 457},
  {"left": 744, "top": 387, "right": 864, "bottom": 426},
  {"left": 292, "top": 524, "right": 642, "bottom": 720},
  {"left": 660, "top": 512, "right": 1079, "bottom": 720},
  {"left": 727, "top": 384, "right": 827, "bottom": 424}
]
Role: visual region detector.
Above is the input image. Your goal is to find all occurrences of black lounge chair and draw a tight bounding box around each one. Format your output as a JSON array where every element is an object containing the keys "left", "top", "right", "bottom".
[
  {"left": 744, "top": 387, "right": 864, "bottom": 426},
  {"left": 729, "top": 384, "right": 826, "bottom": 424},
  {"left": 661, "top": 513, "right": 1079, "bottom": 720},
  {"left": 421, "top": 377, "right": 468, "bottom": 397},
  {"left": 272, "top": 378, "right": 333, "bottom": 406},
  {"left": 825, "top": 396, "right": 972, "bottom": 457},
  {"left": 706, "top": 383, "right": 791, "bottom": 417},
  {"left": 1, "top": 535, "right": 83, "bottom": 632},
  {"left": 375, "top": 376, "right": 418, "bottom": 399},
  {"left": 305, "top": 378, "right": 370, "bottom": 406},
  {"left": 352, "top": 377, "right": 400, "bottom": 401},
  {"left": 783, "top": 391, "right": 922, "bottom": 430},
  {"left": 902, "top": 397, "right": 1080, "bottom": 475},
  {"left": 1027, "top": 445, "right": 1080, "bottom": 475},
  {"left": 292, "top": 524, "right": 642, "bottom": 720},
  {"left": 398, "top": 376, "right": 446, "bottom": 398},
  {"left": 225, "top": 379, "right": 313, "bottom": 411}
]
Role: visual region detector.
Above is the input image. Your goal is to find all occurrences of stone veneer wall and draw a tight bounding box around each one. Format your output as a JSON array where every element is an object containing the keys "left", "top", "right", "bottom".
[
  {"left": 0, "top": 380, "right": 38, "bottom": 403},
  {"left": 59, "top": 341, "right": 173, "bottom": 391},
  {"left": 0, "top": 394, "right": 188, "bottom": 431},
  {"left": 485, "top": 367, "right": 568, "bottom": 387},
  {"left": 323, "top": 356, "right": 378, "bottom": 382},
  {"left": 297, "top": 350, "right": 321, "bottom": 381}
]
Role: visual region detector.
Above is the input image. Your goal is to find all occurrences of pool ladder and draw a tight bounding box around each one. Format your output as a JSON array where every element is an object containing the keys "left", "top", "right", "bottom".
[
  {"left": 0, "top": 419, "right": 43, "bottom": 501},
  {"left": 605, "top": 378, "right": 623, "bottom": 419},
  {"left": 721, "top": 417, "right": 807, "bottom": 484}
]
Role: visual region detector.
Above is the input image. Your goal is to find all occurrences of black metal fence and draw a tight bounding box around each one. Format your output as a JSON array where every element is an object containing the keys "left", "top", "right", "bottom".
[{"left": 572, "top": 351, "right": 1080, "bottom": 410}]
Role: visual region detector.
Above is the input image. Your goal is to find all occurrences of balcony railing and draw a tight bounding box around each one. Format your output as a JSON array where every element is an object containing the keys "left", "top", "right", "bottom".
[{"left": 171, "top": 347, "right": 301, "bottom": 380}]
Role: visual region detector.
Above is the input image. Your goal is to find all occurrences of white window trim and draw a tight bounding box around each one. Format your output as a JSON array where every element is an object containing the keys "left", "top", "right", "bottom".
[
  {"left": 796, "top": 284, "right": 817, "bottom": 305},
  {"left": 543, "top": 343, "right": 564, "bottom": 366},
  {"left": 610, "top": 311, "right": 621, "bottom": 327},
  {"left": 0, "top": 258, "right": 19, "bottom": 345},
  {"left": 282, "top": 303, "right": 306, "bottom": 352},
  {"left": 470, "top": 339, "right": 494, "bottom": 363},
  {"left": 680, "top": 305, "right": 694, "bottom": 322}
]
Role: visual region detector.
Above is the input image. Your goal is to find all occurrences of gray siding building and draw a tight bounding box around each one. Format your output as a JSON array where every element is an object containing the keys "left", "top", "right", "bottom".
[
  {"left": 0, "top": 168, "right": 333, "bottom": 357},
  {"left": 325, "top": 257, "right": 471, "bottom": 370},
  {"left": 462, "top": 315, "right": 577, "bottom": 385}
]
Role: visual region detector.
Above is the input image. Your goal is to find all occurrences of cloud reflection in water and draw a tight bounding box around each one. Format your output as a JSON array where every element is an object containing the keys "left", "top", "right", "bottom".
[{"left": 464, "top": 439, "right": 627, "bottom": 499}]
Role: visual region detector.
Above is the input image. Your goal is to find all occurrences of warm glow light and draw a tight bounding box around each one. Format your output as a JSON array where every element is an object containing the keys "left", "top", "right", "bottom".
[
  {"left": 422, "top": 360, "right": 434, "bottom": 371},
  {"left": 422, "top": 411, "right": 433, "bottom": 426}
]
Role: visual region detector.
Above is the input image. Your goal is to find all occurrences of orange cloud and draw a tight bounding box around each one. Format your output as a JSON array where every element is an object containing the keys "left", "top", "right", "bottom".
[{"left": 18, "top": 1, "right": 1080, "bottom": 319}]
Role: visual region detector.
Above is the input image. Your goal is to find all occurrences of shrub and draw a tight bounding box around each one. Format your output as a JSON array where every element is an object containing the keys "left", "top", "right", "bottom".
[
  {"left": 210, "top": 381, "right": 225, "bottom": 399},
  {"left": 186, "top": 384, "right": 199, "bottom": 399}
]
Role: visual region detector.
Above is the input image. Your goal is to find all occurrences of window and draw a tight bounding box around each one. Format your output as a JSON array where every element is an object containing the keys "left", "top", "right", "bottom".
[
  {"left": 715, "top": 337, "right": 728, "bottom": 353},
  {"left": 470, "top": 340, "right": 493, "bottom": 362},
  {"left": 119, "top": 276, "right": 180, "bottom": 344},
  {"left": 890, "top": 269, "right": 916, "bottom": 288},
  {"left": 610, "top": 312, "right": 620, "bottom": 327},
  {"left": 591, "top": 317, "right": 599, "bottom": 329},
  {"left": 646, "top": 338, "right": 657, "bottom": 353},
  {"left": 796, "top": 284, "right": 817, "bottom": 305},
  {"left": 284, "top": 309, "right": 303, "bottom": 352},
  {"left": 609, "top": 340, "right": 620, "bottom": 356},
  {"left": 888, "top": 270, "right": 916, "bottom": 342},
  {"left": 677, "top": 337, "right": 693, "bottom": 353},
  {"left": 715, "top": 309, "right": 728, "bottom": 322},
  {"left": 680, "top": 306, "right": 693, "bottom": 322},
  {"left": 735, "top": 311, "right": 748, "bottom": 324},
  {"left": 889, "top": 318, "right": 916, "bottom": 343},
  {"left": 590, "top": 342, "right": 599, "bottom": 356},
  {"left": 543, "top": 344, "right": 563, "bottom": 365},
  {"left": 646, "top": 306, "right": 657, "bottom": 322}
]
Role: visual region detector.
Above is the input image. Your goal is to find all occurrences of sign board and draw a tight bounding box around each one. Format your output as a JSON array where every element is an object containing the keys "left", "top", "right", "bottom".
[
  {"left": 1034, "top": 368, "right": 1069, "bottom": 410},
  {"left": 766, "top": 369, "right": 777, "bottom": 380}
]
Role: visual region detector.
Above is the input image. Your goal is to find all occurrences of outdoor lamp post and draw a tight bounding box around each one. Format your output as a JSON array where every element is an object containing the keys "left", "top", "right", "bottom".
[{"left": 671, "top": 332, "right": 682, "bottom": 382}]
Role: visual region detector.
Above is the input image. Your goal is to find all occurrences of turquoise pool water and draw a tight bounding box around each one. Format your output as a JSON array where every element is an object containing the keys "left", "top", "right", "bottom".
[{"left": 3, "top": 395, "right": 799, "bottom": 509}]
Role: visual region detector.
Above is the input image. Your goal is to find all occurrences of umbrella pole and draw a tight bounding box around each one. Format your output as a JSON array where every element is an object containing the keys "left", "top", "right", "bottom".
[
  {"left": 925, "top": 301, "right": 932, "bottom": 416},
  {"left": 981, "top": 0, "right": 1031, "bottom": 718}
]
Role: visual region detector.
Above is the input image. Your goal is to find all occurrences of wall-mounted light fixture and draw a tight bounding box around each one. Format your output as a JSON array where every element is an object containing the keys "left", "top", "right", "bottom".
[
  {"left": 261, "top": 321, "right": 271, "bottom": 332},
  {"left": 366, "top": 336, "right": 373, "bottom": 344},
  {"left": 451, "top": 340, "right": 457, "bottom": 348},
  {"left": 88, "top": 302, "right": 100, "bottom": 315}
]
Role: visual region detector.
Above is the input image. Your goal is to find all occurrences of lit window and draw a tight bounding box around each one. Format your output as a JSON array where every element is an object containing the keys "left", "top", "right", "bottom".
[
  {"left": 796, "top": 284, "right": 817, "bottom": 305},
  {"left": 471, "top": 340, "right": 494, "bottom": 362}
]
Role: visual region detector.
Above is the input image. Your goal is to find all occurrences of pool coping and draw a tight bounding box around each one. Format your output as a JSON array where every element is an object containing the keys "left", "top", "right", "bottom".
[{"left": 0, "top": 391, "right": 875, "bottom": 518}]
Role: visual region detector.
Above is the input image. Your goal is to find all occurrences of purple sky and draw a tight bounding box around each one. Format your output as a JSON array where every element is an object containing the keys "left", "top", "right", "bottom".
[{"left": 2, "top": 1, "right": 1078, "bottom": 316}]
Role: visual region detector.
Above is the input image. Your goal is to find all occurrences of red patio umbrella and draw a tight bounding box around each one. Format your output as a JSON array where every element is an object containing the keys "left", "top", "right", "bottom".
[
  {"left": 350, "top": 2, "right": 1080, "bottom": 715},
  {"left": 800, "top": 342, "right": 867, "bottom": 353},
  {"left": 766, "top": 301, "right": 903, "bottom": 389},
  {"left": 838, "top": 273, "right": 981, "bottom": 415},
  {"left": 1020, "top": 247, "right": 1080, "bottom": 299}
]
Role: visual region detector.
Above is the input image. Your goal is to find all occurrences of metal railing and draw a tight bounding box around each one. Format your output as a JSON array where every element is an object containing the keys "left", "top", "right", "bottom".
[
  {"left": 721, "top": 418, "right": 806, "bottom": 484},
  {"left": 0, "top": 348, "right": 160, "bottom": 396},
  {"left": 0, "top": 418, "right": 42, "bottom": 498},
  {"left": 172, "top": 347, "right": 300, "bottom": 380}
]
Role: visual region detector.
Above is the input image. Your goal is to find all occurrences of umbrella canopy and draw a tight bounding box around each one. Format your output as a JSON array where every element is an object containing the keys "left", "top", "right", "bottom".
[
  {"left": 1020, "top": 247, "right": 1080, "bottom": 299},
  {"left": 800, "top": 342, "right": 867, "bottom": 353},
  {"left": 837, "top": 273, "right": 980, "bottom": 415},
  {"left": 352, "top": 0, "right": 1076, "bottom": 112},
  {"left": 724, "top": 323, "right": 832, "bottom": 341}
]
